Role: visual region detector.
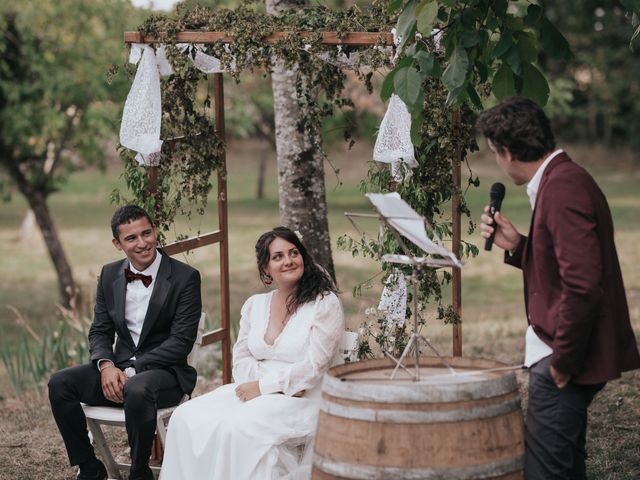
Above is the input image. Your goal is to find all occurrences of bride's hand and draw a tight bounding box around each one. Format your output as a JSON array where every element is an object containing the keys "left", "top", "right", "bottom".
[{"left": 235, "top": 381, "right": 261, "bottom": 402}]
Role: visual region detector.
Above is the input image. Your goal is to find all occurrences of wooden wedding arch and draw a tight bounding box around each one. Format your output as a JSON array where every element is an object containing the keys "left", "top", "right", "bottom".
[{"left": 122, "top": 30, "right": 465, "bottom": 386}]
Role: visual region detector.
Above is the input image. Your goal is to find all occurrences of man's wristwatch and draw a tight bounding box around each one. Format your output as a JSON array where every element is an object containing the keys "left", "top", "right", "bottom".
[{"left": 125, "top": 367, "right": 137, "bottom": 378}]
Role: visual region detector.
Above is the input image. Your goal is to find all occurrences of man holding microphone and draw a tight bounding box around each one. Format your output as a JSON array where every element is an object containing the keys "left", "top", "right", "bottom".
[{"left": 477, "top": 96, "right": 639, "bottom": 480}]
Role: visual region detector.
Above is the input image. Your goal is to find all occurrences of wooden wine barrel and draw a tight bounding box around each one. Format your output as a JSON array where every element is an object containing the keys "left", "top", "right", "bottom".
[{"left": 312, "top": 357, "right": 524, "bottom": 480}]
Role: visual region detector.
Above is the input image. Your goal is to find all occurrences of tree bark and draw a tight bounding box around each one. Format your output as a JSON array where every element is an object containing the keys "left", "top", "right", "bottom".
[
  {"left": 256, "top": 147, "right": 268, "bottom": 200},
  {"left": 27, "top": 191, "right": 78, "bottom": 308},
  {"left": 18, "top": 209, "right": 36, "bottom": 242},
  {"left": 266, "top": 0, "right": 336, "bottom": 280},
  {"left": 5, "top": 159, "right": 78, "bottom": 309}
]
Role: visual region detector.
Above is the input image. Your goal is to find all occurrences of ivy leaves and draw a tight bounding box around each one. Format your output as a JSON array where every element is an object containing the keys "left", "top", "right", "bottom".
[
  {"left": 416, "top": 0, "right": 439, "bottom": 35},
  {"left": 386, "top": 0, "right": 571, "bottom": 134},
  {"left": 441, "top": 44, "right": 468, "bottom": 92}
]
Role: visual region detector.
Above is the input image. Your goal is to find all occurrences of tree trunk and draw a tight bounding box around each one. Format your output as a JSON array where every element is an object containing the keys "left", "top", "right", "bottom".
[
  {"left": 18, "top": 209, "right": 36, "bottom": 242},
  {"left": 266, "top": 0, "right": 336, "bottom": 280},
  {"left": 23, "top": 189, "right": 77, "bottom": 308},
  {"left": 256, "top": 147, "right": 268, "bottom": 200}
]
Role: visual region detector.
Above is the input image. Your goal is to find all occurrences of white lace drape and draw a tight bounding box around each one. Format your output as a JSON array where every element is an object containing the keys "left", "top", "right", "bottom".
[
  {"left": 119, "top": 43, "right": 226, "bottom": 166},
  {"left": 373, "top": 94, "right": 417, "bottom": 181},
  {"left": 119, "top": 44, "right": 163, "bottom": 166},
  {"left": 378, "top": 269, "right": 408, "bottom": 327}
]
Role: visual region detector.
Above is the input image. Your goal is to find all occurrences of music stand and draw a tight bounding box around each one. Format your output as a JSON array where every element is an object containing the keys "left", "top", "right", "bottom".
[{"left": 345, "top": 192, "right": 463, "bottom": 381}]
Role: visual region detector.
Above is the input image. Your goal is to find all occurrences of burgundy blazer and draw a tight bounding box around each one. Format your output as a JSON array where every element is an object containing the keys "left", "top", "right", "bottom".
[{"left": 505, "top": 152, "right": 640, "bottom": 384}]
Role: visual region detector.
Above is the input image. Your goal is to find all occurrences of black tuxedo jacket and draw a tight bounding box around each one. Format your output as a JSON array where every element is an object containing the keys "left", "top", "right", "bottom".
[{"left": 88, "top": 251, "right": 202, "bottom": 395}]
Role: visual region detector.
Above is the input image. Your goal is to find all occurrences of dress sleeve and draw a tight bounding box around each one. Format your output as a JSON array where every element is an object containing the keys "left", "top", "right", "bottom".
[
  {"left": 258, "top": 293, "right": 345, "bottom": 395},
  {"left": 232, "top": 296, "right": 261, "bottom": 383}
]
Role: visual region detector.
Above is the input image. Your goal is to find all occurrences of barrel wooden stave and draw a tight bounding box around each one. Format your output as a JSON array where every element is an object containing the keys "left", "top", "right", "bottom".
[{"left": 312, "top": 357, "right": 525, "bottom": 480}]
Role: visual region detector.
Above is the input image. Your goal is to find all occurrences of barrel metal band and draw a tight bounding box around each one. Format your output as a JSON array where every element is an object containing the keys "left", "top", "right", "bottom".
[
  {"left": 319, "top": 398, "right": 521, "bottom": 423},
  {"left": 312, "top": 455, "right": 524, "bottom": 480},
  {"left": 322, "top": 371, "right": 518, "bottom": 403}
]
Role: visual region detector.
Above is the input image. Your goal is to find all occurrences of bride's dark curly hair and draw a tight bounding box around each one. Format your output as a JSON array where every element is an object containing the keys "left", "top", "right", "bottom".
[{"left": 255, "top": 226, "right": 337, "bottom": 314}]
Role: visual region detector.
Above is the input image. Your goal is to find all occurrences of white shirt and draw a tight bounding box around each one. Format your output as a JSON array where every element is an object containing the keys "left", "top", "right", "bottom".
[
  {"left": 125, "top": 250, "right": 162, "bottom": 346},
  {"left": 523, "top": 149, "right": 563, "bottom": 367}
]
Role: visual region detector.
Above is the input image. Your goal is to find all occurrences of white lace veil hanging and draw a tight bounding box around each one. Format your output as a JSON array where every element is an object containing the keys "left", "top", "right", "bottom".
[
  {"left": 119, "top": 44, "right": 163, "bottom": 166},
  {"left": 373, "top": 94, "right": 417, "bottom": 181}
]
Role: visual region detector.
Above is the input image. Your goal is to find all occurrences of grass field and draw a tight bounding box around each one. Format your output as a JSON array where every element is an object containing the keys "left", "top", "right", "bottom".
[{"left": 0, "top": 140, "right": 638, "bottom": 479}]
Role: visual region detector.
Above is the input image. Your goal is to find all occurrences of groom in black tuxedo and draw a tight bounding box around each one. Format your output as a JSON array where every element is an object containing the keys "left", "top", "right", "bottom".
[{"left": 48, "top": 205, "right": 201, "bottom": 480}]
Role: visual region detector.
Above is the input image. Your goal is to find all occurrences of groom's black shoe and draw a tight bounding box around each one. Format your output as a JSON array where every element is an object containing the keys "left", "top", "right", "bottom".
[
  {"left": 75, "top": 458, "right": 107, "bottom": 480},
  {"left": 129, "top": 465, "right": 154, "bottom": 480}
]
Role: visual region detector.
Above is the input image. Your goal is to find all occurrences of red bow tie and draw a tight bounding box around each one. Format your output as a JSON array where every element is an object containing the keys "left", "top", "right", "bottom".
[{"left": 124, "top": 268, "right": 153, "bottom": 288}]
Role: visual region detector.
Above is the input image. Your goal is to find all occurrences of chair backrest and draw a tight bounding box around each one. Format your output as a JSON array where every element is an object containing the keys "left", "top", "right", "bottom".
[
  {"left": 186, "top": 312, "right": 206, "bottom": 367},
  {"left": 331, "top": 330, "right": 359, "bottom": 367}
]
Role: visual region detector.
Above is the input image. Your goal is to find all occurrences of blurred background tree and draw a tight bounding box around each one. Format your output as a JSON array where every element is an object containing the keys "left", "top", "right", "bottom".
[
  {"left": 542, "top": 1, "right": 640, "bottom": 148},
  {"left": 0, "top": 0, "right": 143, "bottom": 307}
]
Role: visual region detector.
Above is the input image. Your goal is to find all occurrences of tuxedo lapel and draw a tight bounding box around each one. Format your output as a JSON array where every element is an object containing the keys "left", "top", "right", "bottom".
[
  {"left": 112, "top": 260, "right": 136, "bottom": 348},
  {"left": 138, "top": 254, "right": 172, "bottom": 347}
]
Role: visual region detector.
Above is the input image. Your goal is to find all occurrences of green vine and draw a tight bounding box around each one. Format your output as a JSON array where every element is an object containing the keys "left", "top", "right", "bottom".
[
  {"left": 114, "top": 1, "right": 394, "bottom": 239},
  {"left": 337, "top": 75, "right": 479, "bottom": 358},
  {"left": 113, "top": 2, "right": 480, "bottom": 358}
]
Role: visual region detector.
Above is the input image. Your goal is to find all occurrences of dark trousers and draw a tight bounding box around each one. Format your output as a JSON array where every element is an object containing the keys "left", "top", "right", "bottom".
[
  {"left": 525, "top": 356, "right": 604, "bottom": 480},
  {"left": 48, "top": 363, "right": 183, "bottom": 477}
]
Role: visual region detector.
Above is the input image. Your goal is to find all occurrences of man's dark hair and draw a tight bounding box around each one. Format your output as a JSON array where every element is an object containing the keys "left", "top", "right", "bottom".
[
  {"left": 475, "top": 96, "right": 556, "bottom": 162},
  {"left": 111, "top": 205, "right": 153, "bottom": 239}
]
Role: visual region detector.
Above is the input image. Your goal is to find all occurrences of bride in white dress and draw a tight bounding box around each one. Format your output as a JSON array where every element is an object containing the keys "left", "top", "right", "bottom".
[{"left": 160, "top": 227, "right": 344, "bottom": 480}]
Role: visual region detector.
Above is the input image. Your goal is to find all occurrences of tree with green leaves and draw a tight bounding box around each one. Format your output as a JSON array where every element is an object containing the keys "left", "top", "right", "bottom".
[
  {"left": 540, "top": 1, "right": 640, "bottom": 147},
  {"left": 0, "top": 0, "right": 137, "bottom": 307},
  {"left": 384, "top": 0, "right": 571, "bottom": 141}
]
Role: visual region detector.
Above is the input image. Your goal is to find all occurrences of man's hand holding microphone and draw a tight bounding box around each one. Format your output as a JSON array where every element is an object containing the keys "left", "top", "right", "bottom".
[{"left": 480, "top": 182, "right": 520, "bottom": 253}]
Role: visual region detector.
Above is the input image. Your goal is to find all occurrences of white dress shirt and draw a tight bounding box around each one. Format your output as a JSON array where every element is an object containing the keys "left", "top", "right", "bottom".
[
  {"left": 523, "top": 149, "right": 563, "bottom": 367},
  {"left": 125, "top": 250, "right": 162, "bottom": 346}
]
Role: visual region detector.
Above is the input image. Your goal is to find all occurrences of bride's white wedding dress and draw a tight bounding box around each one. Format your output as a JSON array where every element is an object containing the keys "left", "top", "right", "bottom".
[{"left": 159, "top": 291, "right": 344, "bottom": 480}]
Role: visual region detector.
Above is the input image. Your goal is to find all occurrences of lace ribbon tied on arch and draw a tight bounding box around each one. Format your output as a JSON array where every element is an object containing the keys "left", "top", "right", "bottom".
[
  {"left": 119, "top": 44, "right": 227, "bottom": 167},
  {"left": 373, "top": 94, "right": 417, "bottom": 181},
  {"left": 119, "top": 44, "right": 164, "bottom": 166}
]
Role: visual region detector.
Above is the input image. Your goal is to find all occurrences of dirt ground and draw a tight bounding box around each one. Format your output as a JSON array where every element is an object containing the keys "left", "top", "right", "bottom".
[{"left": 1, "top": 353, "right": 638, "bottom": 480}]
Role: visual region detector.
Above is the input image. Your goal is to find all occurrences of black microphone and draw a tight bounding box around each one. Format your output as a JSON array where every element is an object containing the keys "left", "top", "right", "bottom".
[{"left": 484, "top": 182, "right": 506, "bottom": 251}]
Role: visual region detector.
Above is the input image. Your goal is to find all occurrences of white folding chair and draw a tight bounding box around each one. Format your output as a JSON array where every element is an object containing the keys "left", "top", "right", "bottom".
[
  {"left": 331, "top": 330, "right": 359, "bottom": 367},
  {"left": 81, "top": 313, "right": 206, "bottom": 480}
]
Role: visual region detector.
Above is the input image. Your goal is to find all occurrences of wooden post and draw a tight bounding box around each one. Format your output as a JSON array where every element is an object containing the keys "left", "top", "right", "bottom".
[
  {"left": 147, "top": 166, "right": 163, "bottom": 465},
  {"left": 147, "top": 166, "right": 162, "bottom": 225},
  {"left": 451, "top": 110, "right": 462, "bottom": 357},
  {"left": 214, "top": 73, "right": 232, "bottom": 384}
]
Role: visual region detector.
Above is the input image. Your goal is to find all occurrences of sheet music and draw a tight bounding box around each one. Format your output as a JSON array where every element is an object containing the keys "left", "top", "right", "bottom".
[{"left": 366, "top": 192, "right": 462, "bottom": 268}]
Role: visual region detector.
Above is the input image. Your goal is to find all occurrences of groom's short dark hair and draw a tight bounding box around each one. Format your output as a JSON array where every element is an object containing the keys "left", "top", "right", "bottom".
[{"left": 111, "top": 205, "right": 153, "bottom": 239}]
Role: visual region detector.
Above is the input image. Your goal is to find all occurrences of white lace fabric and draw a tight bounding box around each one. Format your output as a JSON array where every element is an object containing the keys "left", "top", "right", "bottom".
[
  {"left": 373, "top": 94, "right": 417, "bottom": 180},
  {"left": 378, "top": 269, "right": 408, "bottom": 327},
  {"left": 119, "top": 44, "right": 163, "bottom": 162},
  {"left": 119, "top": 43, "right": 226, "bottom": 167}
]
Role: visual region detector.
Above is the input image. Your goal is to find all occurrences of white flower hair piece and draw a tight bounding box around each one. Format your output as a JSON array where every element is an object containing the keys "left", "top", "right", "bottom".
[{"left": 294, "top": 230, "right": 303, "bottom": 242}]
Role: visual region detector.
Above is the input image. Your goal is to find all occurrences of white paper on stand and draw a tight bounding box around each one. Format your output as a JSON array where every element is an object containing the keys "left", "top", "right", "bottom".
[{"left": 366, "top": 192, "right": 462, "bottom": 268}]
